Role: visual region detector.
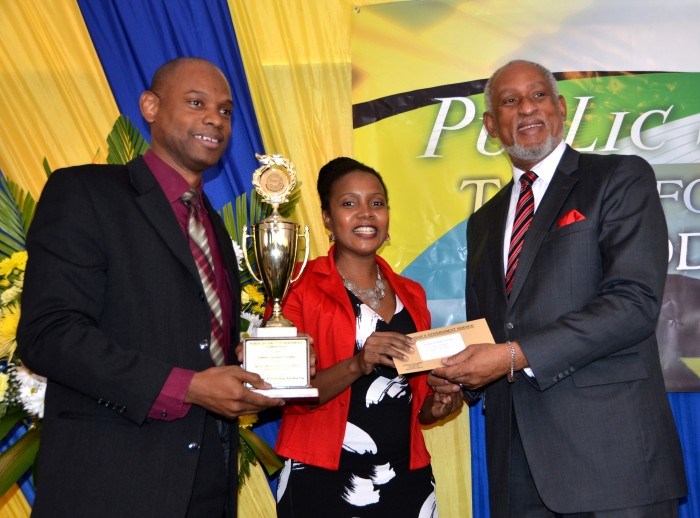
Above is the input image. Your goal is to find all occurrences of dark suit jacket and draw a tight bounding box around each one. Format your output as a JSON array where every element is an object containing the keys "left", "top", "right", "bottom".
[
  {"left": 466, "top": 146, "right": 687, "bottom": 515},
  {"left": 17, "top": 157, "right": 240, "bottom": 518}
]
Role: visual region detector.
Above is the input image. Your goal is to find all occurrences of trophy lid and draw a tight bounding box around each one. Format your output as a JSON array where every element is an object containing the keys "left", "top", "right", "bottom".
[{"left": 252, "top": 153, "right": 297, "bottom": 210}]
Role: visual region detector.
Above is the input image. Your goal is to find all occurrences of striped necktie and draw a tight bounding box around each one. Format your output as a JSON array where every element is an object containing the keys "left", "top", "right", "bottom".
[
  {"left": 505, "top": 171, "right": 537, "bottom": 296},
  {"left": 181, "top": 189, "right": 226, "bottom": 366}
]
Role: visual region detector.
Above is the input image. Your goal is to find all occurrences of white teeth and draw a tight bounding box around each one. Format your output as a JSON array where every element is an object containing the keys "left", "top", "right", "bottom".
[
  {"left": 195, "top": 135, "right": 220, "bottom": 143},
  {"left": 518, "top": 123, "right": 541, "bottom": 131},
  {"left": 354, "top": 226, "right": 376, "bottom": 235}
]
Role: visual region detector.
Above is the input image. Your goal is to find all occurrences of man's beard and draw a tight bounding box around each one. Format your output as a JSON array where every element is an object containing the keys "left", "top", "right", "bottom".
[{"left": 503, "top": 131, "right": 561, "bottom": 165}]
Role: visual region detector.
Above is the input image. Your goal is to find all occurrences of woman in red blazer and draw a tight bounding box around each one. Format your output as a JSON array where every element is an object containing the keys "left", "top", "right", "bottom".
[{"left": 275, "top": 157, "right": 462, "bottom": 517}]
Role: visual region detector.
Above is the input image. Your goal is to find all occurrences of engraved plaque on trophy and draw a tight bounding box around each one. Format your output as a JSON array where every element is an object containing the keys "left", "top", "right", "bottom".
[{"left": 241, "top": 154, "right": 318, "bottom": 399}]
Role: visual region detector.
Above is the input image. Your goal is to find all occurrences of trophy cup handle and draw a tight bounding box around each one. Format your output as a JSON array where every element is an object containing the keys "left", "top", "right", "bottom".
[
  {"left": 290, "top": 225, "right": 310, "bottom": 284},
  {"left": 241, "top": 226, "right": 263, "bottom": 284}
]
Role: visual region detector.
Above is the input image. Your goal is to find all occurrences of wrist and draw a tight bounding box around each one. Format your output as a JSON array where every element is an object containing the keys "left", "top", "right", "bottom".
[{"left": 347, "top": 355, "right": 364, "bottom": 378}]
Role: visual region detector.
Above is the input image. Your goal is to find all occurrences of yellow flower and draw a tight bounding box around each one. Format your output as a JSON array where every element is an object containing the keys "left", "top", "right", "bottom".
[
  {"left": 1, "top": 284, "right": 21, "bottom": 305},
  {"left": 0, "top": 304, "right": 20, "bottom": 360},
  {"left": 239, "top": 413, "right": 258, "bottom": 429},
  {"left": 241, "top": 289, "right": 250, "bottom": 306},
  {"left": 0, "top": 372, "right": 8, "bottom": 401},
  {"left": 0, "top": 251, "right": 28, "bottom": 277},
  {"left": 252, "top": 293, "right": 265, "bottom": 307}
]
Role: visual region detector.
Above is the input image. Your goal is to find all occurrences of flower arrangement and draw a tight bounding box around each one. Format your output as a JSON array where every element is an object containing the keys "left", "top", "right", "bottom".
[
  {"left": 233, "top": 242, "right": 266, "bottom": 340},
  {"left": 0, "top": 251, "right": 44, "bottom": 497},
  {"left": 0, "top": 251, "right": 47, "bottom": 421}
]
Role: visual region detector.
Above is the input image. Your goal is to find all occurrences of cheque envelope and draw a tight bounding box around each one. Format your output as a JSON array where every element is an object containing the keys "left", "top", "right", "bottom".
[{"left": 395, "top": 318, "right": 495, "bottom": 375}]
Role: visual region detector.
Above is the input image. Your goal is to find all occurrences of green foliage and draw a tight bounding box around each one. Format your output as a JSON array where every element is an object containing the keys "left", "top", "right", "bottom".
[
  {"left": 0, "top": 423, "right": 40, "bottom": 497},
  {"left": 41, "top": 158, "right": 51, "bottom": 179},
  {"left": 0, "top": 407, "right": 28, "bottom": 440},
  {"left": 106, "top": 115, "right": 150, "bottom": 164},
  {"left": 240, "top": 427, "right": 283, "bottom": 476},
  {"left": 0, "top": 175, "right": 31, "bottom": 258}
]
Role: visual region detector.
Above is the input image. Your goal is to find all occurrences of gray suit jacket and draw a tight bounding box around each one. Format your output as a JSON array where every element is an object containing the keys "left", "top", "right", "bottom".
[
  {"left": 18, "top": 157, "right": 240, "bottom": 517},
  {"left": 466, "top": 146, "right": 686, "bottom": 515}
]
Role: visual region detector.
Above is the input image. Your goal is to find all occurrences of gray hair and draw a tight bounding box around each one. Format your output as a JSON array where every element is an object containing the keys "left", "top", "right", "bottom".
[{"left": 483, "top": 60, "right": 559, "bottom": 114}]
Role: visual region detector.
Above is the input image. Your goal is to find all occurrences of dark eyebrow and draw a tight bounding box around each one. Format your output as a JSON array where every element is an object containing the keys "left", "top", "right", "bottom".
[{"left": 185, "top": 89, "right": 233, "bottom": 105}]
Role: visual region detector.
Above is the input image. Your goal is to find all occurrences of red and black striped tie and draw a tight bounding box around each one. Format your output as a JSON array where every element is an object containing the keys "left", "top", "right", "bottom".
[
  {"left": 505, "top": 171, "right": 537, "bottom": 296},
  {"left": 182, "top": 189, "right": 226, "bottom": 366}
]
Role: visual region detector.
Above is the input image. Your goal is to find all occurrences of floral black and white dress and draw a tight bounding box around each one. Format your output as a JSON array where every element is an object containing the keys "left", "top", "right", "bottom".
[{"left": 276, "top": 290, "right": 437, "bottom": 518}]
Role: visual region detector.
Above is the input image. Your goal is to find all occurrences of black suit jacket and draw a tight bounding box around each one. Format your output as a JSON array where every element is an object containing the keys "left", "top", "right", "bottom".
[
  {"left": 466, "top": 146, "right": 686, "bottom": 515},
  {"left": 18, "top": 157, "right": 240, "bottom": 517}
]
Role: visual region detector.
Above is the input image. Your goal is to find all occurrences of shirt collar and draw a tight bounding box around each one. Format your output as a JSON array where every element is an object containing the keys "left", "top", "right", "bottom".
[{"left": 143, "top": 150, "right": 204, "bottom": 204}]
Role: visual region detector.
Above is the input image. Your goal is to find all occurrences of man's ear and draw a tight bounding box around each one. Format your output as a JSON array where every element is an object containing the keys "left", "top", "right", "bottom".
[
  {"left": 557, "top": 94, "right": 567, "bottom": 121},
  {"left": 139, "top": 91, "right": 159, "bottom": 123},
  {"left": 483, "top": 112, "right": 498, "bottom": 139}
]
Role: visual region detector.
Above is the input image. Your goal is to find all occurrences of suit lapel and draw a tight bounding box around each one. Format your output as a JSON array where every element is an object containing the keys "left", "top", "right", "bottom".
[
  {"left": 507, "top": 146, "right": 580, "bottom": 304},
  {"left": 488, "top": 184, "right": 514, "bottom": 300},
  {"left": 127, "top": 158, "right": 201, "bottom": 283}
]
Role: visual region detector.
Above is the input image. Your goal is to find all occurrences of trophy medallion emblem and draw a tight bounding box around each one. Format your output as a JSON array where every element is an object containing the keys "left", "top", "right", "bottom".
[{"left": 242, "top": 154, "right": 318, "bottom": 399}]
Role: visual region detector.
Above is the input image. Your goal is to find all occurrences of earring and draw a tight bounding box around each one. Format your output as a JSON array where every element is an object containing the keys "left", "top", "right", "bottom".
[
  {"left": 385, "top": 233, "right": 391, "bottom": 242},
  {"left": 329, "top": 232, "right": 335, "bottom": 242}
]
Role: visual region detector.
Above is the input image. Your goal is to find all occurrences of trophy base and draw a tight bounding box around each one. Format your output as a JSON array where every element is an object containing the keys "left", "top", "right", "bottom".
[
  {"left": 251, "top": 326, "right": 297, "bottom": 338},
  {"left": 243, "top": 335, "right": 314, "bottom": 399},
  {"left": 251, "top": 386, "right": 319, "bottom": 400}
]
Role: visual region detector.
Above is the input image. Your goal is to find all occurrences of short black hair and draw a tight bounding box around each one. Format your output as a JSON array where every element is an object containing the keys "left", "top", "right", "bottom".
[
  {"left": 149, "top": 57, "right": 216, "bottom": 93},
  {"left": 317, "top": 157, "right": 389, "bottom": 212}
]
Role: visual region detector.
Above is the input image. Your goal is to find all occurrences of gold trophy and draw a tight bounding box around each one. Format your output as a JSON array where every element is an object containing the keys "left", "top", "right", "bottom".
[{"left": 241, "top": 154, "right": 318, "bottom": 399}]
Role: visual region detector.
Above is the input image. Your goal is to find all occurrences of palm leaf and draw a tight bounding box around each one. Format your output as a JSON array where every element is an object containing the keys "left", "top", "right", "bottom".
[
  {"left": 41, "top": 158, "right": 52, "bottom": 178},
  {"left": 7, "top": 177, "right": 37, "bottom": 236},
  {"left": 0, "top": 424, "right": 41, "bottom": 497},
  {"left": 106, "top": 115, "right": 150, "bottom": 165},
  {"left": 0, "top": 407, "right": 28, "bottom": 440},
  {"left": 239, "top": 427, "right": 283, "bottom": 476},
  {"left": 220, "top": 201, "right": 239, "bottom": 243},
  {"left": 278, "top": 182, "right": 302, "bottom": 220},
  {"left": 0, "top": 174, "right": 29, "bottom": 258}
]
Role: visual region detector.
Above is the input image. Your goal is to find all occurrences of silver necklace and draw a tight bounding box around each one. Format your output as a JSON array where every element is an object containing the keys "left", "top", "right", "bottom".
[{"left": 337, "top": 265, "right": 386, "bottom": 310}]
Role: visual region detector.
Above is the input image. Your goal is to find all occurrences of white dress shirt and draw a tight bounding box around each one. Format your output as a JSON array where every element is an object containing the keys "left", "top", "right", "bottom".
[{"left": 502, "top": 140, "right": 566, "bottom": 377}]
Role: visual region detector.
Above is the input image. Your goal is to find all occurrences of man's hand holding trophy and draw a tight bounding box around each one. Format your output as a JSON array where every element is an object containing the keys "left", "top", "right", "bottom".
[{"left": 241, "top": 153, "right": 319, "bottom": 399}]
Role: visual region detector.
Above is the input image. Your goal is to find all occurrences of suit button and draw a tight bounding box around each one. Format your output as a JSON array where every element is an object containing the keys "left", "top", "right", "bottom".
[
  {"left": 505, "top": 322, "right": 514, "bottom": 330},
  {"left": 199, "top": 339, "right": 209, "bottom": 350},
  {"left": 187, "top": 442, "right": 201, "bottom": 450}
]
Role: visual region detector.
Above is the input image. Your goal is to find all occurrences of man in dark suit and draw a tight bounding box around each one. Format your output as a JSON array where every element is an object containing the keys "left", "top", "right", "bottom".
[
  {"left": 430, "top": 60, "right": 687, "bottom": 516},
  {"left": 17, "top": 57, "right": 285, "bottom": 517}
]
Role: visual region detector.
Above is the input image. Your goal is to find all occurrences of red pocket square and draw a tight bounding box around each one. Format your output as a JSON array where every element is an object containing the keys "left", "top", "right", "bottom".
[{"left": 558, "top": 209, "right": 586, "bottom": 227}]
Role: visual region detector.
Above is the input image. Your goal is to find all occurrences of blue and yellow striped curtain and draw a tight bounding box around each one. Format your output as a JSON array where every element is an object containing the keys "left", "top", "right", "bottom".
[{"left": 0, "top": 1, "right": 471, "bottom": 516}]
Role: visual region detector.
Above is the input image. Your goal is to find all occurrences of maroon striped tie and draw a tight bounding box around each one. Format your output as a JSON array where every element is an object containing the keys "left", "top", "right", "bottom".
[
  {"left": 505, "top": 171, "right": 537, "bottom": 295},
  {"left": 182, "top": 189, "right": 226, "bottom": 366}
]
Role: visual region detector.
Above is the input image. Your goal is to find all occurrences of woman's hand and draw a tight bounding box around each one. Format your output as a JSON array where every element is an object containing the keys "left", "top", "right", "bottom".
[
  {"left": 419, "top": 391, "right": 464, "bottom": 424},
  {"left": 354, "top": 331, "right": 415, "bottom": 375}
]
